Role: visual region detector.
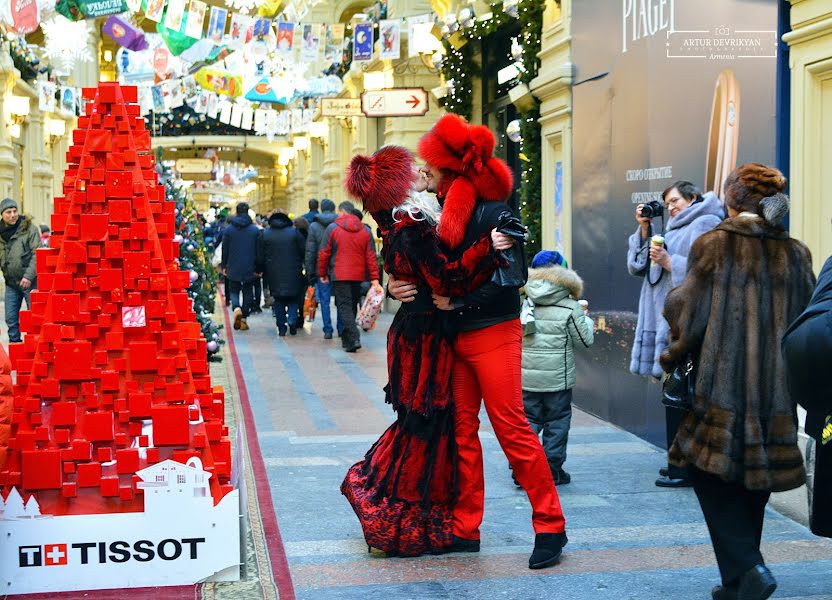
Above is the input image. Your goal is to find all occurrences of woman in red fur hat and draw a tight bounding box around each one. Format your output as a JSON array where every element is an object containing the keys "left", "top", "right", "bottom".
[
  {"left": 392, "top": 114, "right": 568, "bottom": 569},
  {"left": 340, "top": 145, "right": 510, "bottom": 557}
]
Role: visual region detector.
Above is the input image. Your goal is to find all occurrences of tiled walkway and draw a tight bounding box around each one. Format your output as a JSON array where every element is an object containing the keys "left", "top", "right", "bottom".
[{"left": 228, "top": 305, "right": 832, "bottom": 600}]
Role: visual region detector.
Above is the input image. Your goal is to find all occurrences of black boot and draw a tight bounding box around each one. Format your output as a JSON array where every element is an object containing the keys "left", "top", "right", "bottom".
[
  {"left": 737, "top": 564, "right": 776, "bottom": 600},
  {"left": 528, "top": 532, "right": 567, "bottom": 569},
  {"left": 712, "top": 585, "right": 738, "bottom": 600},
  {"left": 447, "top": 535, "right": 480, "bottom": 553}
]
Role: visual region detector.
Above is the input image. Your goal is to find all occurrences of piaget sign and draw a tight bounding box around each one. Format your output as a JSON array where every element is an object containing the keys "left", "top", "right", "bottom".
[
  {"left": 80, "top": 0, "right": 127, "bottom": 17},
  {"left": 622, "top": 0, "right": 676, "bottom": 53}
]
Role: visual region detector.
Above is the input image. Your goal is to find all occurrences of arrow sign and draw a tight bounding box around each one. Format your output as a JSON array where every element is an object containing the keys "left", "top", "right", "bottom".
[{"left": 361, "top": 88, "right": 429, "bottom": 117}]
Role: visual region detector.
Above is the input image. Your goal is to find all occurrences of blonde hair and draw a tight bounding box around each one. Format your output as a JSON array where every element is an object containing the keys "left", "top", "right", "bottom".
[{"left": 392, "top": 191, "right": 441, "bottom": 227}]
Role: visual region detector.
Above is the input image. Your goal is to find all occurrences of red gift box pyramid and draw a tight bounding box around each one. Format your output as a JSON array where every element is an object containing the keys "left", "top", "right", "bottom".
[{"left": 0, "top": 83, "right": 231, "bottom": 515}]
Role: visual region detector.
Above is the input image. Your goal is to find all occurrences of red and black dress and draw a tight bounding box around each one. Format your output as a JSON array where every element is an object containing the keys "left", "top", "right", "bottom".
[{"left": 341, "top": 209, "right": 499, "bottom": 556}]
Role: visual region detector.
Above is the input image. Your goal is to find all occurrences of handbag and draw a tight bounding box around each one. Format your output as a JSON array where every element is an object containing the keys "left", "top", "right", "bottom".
[{"left": 662, "top": 354, "right": 696, "bottom": 410}]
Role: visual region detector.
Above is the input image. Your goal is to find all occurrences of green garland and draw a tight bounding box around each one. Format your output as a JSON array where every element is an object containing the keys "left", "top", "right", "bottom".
[
  {"left": 439, "top": 1, "right": 545, "bottom": 260},
  {"left": 517, "top": 0, "right": 544, "bottom": 259}
]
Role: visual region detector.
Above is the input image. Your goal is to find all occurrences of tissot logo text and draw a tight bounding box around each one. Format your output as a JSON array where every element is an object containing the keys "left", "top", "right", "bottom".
[{"left": 17, "top": 538, "right": 206, "bottom": 567}]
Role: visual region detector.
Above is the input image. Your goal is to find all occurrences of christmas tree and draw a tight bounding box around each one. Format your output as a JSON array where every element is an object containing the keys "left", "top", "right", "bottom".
[{"left": 162, "top": 170, "right": 224, "bottom": 361}]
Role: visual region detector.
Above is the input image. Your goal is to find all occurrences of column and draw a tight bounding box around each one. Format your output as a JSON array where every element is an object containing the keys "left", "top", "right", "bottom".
[
  {"left": 384, "top": 62, "right": 440, "bottom": 151},
  {"left": 0, "top": 43, "right": 18, "bottom": 200},
  {"left": 27, "top": 107, "right": 54, "bottom": 226},
  {"left": 71, "top": 24, "right": 101, "bottom": 87},
  {"left": 320, "top": 119, "right": 341, "bottom": 201}
]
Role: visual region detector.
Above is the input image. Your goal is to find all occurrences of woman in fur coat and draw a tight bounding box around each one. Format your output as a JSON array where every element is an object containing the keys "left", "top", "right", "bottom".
[
  {"left": 661, "top": 164, "right": 815, "bottom": 600},
  {"left": 628, "top": 181, "right": 723, "bottom": 487},
  {"left": 339, "top": 146, "right": 509, "bottom": 557}
]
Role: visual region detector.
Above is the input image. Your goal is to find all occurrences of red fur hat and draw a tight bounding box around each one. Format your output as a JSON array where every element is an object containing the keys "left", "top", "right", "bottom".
[
  {"left": 418, "top": 114, "right": 513, "bottom": 248},
  {"left": 344, "top": 145, "right": 415, "bottom": 213}
]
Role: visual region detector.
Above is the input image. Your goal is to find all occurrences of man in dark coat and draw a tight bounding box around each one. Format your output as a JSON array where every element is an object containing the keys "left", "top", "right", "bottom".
[
  {"left": 221, "top": 202, "right": 260, "bottom": 331},
  {"left": 0, "top": 198, "right": 39, "bottom": 343},
  {"left": 783, "top": 255, "right": 832, "bottom": 539},
  {"left": 301, "top": 198, "right": 319, "bottom": 224},
  {"left": 305, "top": 199, "right": 338, "bottom": 338},
  {"left": 258, "top": 212, "right": 305, "bottom": 336}
]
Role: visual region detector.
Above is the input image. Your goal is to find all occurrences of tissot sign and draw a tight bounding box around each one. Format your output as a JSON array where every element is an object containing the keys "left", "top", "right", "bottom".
[{"left": 1, "top": 460, "right": 240, "bottom": 594}]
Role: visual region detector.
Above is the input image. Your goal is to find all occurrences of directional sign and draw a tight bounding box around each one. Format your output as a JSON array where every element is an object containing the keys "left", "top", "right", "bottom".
[
  {"left": 361, "top": 88, "right": 429, "bottom": 118},
  {"left": 320, "top": 97, "right": 363, "bottom": 118}
]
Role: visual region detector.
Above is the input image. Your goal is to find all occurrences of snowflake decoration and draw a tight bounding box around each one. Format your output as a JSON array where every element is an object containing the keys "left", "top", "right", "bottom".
[
  {"left": 41, "top": 17, "right": 93, "bottom": 75},
  {"left": 223, "top": 0, "right": 258, "bottom": 14}
]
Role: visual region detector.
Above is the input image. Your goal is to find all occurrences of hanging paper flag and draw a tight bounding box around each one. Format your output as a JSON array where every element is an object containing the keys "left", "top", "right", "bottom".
[
  {"left": 257, "top": 0, "right": 280, "bottom": 17},
  {"left": 166, "top": 79, "right": 184, "bottom": 108},
  {"left": 182, "top": 74, "right": 197, "bottom": 97},
  {"left": 254, "top": 109, "right": 267, "bottom": 131},
  {"left": 241, "top": 106, "right": 254, "bottom": 130},
  {"left": 144, "top": 0, "right": 165, "bottom": 23},
  {"left": 206, "top": 92, "right": 219, "bottom": 118},
  {"left": 11, "top": 0, "right": 40, "bottom": 32},
  {"left": 252, "top": 17, "right": 271, "bottom": 39},
  {"left": 245, "top": 77, "right": 293, "bottom": 104},
  {"left": 379, "top": 19, "right": 401, "bottom": 60},
  {"left": 324, "top": 23, "right": 345, "bottom": 63},
  {"left": 276, "top": 21, "right": 294, "bottom": 56},
  {"left": 78, "top": 0, "right": 128, "bottom": 18},
  {"left": 207, "top": 6, "right": 227, "bottom": 44},
  {"left": 291, "top": 108, "right": 303, "bottom": 133},
  {"left": 103, "top": 15, "right": 149, "bottom": 51},
  {"left": 300, "top": 23, "right": 323, "bottom": 62},
  {"left": 406, "top": 14, "right": 430, "bottom": 57},
  {"left": 228, "top": 13, "right": 251, "bottom": 48},
  {"left": 218, "top": 101, "right": 232, "bottom": 124},
  {"left": 302, "top": 108, "right": 313, "bottom": 132},
  {"left": 194, "top": 66, "right": 243, "bottom": 97},
  {"left": 192, "top": 90, "right": 207, "bottom": 113},
  {"left": 163, "top": 0, "right": 186, "bottom": 32},
  {"left": 179, "top": 38, "right": 213, "bottom": 62},
  {"left": 277, "top": 110, "right": 290, "bottom": 135},
  {"left": 60, "top": 87, "right": 76, "bottom": 112},
  {"left": 139, "top": 86, "right": 153, "bottom": 115},
  {"left": 353, "top": 22, "right": 373, "bottom": 62},
  {"left": 230, "top": 104, "right": 243, "bottom": 128},
  {"left": 151, "top": 85, "right": 165, "bottom": 111},
  {"left": 153, "top": 47, "right": 170, "bottom": 79},
  {"left": 184, "top": 0, "right": 207, "bottom": 39},
  {"left": 38, "top": 81, "right": 56, "bottom": 113}
]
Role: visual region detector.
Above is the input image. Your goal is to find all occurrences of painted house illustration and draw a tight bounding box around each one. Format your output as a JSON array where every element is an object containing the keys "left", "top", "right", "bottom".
[{"left": 136, "top": 457, "right": 213, "bottom": 512}]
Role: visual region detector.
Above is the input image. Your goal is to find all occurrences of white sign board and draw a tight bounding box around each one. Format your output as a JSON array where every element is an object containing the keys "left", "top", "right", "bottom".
[
  {"left": 361, "top": 88, "right": 429, "bottom": 118},
  {"left": 1, "top": 459, "right": 240, "bottom": 595},
  {"left": 320, "top": 97, "right": 363, "bottom": 118}
]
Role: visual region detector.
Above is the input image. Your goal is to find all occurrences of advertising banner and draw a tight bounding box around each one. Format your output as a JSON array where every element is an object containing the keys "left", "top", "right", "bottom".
[
  {"left": 570, "top": 0, "right": 779, "bottom": 440},
  {"left": 1, "top": 459, "right": 240, "bottom": 594}
]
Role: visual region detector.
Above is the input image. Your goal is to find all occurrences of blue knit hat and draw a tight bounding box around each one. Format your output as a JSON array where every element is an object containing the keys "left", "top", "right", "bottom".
[{"left": 531, "top": 250, "right": 568, "bottom": 269}]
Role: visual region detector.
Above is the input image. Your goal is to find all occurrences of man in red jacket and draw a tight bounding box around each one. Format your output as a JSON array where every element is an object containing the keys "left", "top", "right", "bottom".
[{"left": 318, "top": 201, "right": 381, "bottom": 352}]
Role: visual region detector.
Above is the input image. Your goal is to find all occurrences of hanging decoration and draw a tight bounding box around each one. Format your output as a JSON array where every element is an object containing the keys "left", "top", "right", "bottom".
[{"left": 41, "top": 16, "right": 94, "bottom": 74}]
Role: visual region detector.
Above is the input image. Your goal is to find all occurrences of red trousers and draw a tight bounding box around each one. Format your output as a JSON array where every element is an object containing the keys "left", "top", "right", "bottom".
[{"left": 452, "top": 319, "right": 566, "bottom": 539}]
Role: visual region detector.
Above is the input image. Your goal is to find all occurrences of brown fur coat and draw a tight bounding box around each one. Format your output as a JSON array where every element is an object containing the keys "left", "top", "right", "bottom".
[{"left": 661, "top": 215, "right": 816, "bottom": 492}]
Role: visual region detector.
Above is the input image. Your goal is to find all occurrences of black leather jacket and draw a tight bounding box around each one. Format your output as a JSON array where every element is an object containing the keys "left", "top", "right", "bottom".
[{"left": 450, "top": 202, "right": 526, "bottom": 332}]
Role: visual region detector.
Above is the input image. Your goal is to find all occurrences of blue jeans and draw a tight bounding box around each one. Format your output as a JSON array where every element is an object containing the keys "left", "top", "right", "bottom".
[
  {"left": 315, "top": 280, "right": 334, "bottom": 335},
  {"left": 229, "top": 279, "right": 256, "bottom": 318},
  {"left": 273, "top": 296, "right": 299, "bottom": 333},
  {"left": 5, "top": 284, "right": 31, "bottom": 343}
]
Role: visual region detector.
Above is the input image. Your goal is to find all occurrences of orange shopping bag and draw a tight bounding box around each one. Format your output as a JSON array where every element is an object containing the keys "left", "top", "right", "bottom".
[{"left": 303, "top": 286, "right": 316, "bottom": 322}]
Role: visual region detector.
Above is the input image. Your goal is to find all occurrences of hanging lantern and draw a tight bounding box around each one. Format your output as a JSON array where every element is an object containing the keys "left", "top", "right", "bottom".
[{"left": 506, "top": 119, "right": 522, "bottom": 143}]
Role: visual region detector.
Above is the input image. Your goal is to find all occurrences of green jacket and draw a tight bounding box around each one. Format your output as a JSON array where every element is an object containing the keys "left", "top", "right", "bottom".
[
  {"left": 522, "top": 265, "right": 594, "bottom": 392},
  {"left": 0, "top": 214, "right": 39, "bottom": 287}
]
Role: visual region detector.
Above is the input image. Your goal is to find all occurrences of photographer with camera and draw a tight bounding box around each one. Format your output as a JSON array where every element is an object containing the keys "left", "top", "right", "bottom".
[{"left": 627, "top": 181, "right": 723, "bottom": 487}]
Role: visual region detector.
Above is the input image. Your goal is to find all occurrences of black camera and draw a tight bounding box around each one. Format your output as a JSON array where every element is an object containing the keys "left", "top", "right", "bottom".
[{"left": 639, "top": 201, "right": 664, "bottom": 219}]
